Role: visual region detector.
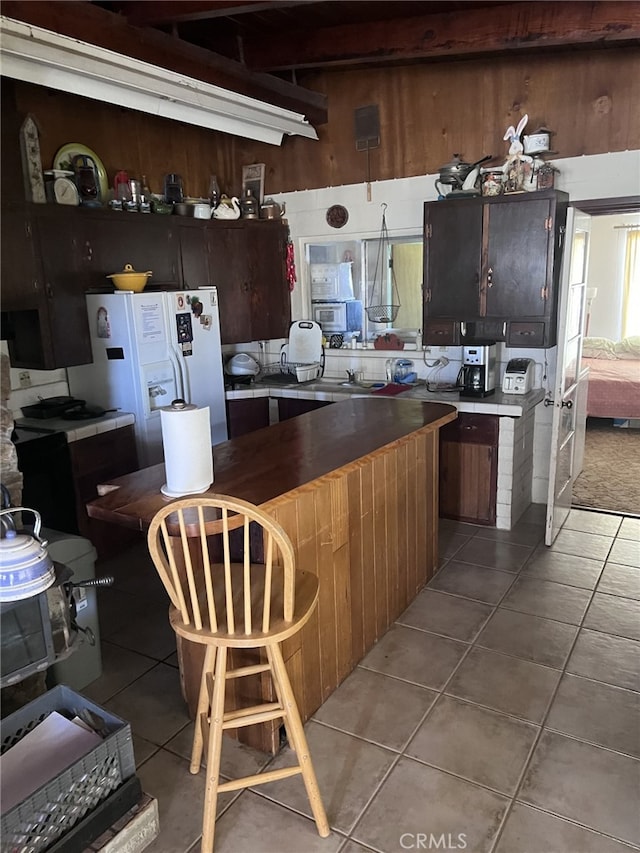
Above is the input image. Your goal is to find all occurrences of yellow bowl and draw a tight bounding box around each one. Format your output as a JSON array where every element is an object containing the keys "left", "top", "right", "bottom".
[{"left": 107, "top": 264, "right": 153, "bottom": 292}]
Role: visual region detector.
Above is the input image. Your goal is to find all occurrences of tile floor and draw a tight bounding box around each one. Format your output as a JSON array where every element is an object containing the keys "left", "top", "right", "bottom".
[{"left": 84, "top": 505, "right": 640, "bottom": 853}]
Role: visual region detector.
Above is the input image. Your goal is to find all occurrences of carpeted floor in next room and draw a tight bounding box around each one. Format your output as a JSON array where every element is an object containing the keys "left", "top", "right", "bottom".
[{"left": 572, "top": 419, "right": 640, "bottom": 516}]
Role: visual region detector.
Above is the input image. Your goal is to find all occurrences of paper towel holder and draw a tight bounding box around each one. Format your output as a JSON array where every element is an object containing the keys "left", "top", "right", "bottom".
[{"left": 160, "top": 399, "right": 214, "bottom": 498}]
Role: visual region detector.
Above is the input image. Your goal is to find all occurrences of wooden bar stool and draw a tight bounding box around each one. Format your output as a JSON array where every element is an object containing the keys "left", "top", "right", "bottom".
[{"left": 147, "top": 495, "right": 330, "bottom": 853}]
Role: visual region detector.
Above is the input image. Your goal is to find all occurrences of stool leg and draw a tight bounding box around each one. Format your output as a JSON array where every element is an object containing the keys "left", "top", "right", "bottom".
[
  {"left": 191, "top": 645, "right": 216, "bottom": 774},
  {"left": 201, "top": 645, "right": 227, "bottom": 853},
  {"left": 268, "top": 643, "right": 330, "bottom": 838}
]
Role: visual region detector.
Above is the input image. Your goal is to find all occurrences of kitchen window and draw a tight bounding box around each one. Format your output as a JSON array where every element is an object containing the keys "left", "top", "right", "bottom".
[{"left": 304, "top": 236, "right": 423, "bottom": 342}]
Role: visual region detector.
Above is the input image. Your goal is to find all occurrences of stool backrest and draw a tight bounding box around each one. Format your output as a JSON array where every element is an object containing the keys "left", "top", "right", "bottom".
[{"left": 147, "top": 495, "right": 296, "bottom": 635}]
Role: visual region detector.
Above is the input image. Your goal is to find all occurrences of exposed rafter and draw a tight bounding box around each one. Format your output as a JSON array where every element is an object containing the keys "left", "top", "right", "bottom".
[
  {"left": 240, "top": 1, "right": 640, "bottom": 72},
  {"left": 0, "top": 0, "right": 328, "bottom": 124},
  {"left": 121, "top": 0, "right": 314, "bottom": 27}
]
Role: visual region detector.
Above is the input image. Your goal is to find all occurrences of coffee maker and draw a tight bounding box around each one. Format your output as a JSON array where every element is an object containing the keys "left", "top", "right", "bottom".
[{"left": 459, "top": 344, "right": 497, "bottom": 397}]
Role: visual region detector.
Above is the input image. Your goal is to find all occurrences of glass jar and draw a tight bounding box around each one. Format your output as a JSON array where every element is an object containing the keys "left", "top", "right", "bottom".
[
  {"left": 537, "top": 162, "right": 557, "bottom": 191},
  {"left": 481, "top": 169, "right": 503, "bottom": 197},
  {"left": 503, "top": 159, "right": 527, "bottom": 193}
]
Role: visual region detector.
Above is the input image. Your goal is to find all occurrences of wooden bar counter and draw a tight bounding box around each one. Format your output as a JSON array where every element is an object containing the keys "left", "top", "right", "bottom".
[{"left": 88, "top": 398, "right": 456, "bottom": 751}]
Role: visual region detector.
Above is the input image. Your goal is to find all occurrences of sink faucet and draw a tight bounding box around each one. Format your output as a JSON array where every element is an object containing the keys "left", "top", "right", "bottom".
[{"left": 345, "top": 369, "right": 357, "bottom": 384}]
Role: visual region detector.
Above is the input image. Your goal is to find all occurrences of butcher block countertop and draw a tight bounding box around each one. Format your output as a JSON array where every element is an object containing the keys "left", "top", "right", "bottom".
[{"left": 87, "top": 398, "right": 456, "bottom": 531}]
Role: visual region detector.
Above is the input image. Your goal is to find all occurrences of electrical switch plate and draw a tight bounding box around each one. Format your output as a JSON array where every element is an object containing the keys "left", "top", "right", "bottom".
[{"left": 18, "top": 371, "right": 31, "bottom": 388}]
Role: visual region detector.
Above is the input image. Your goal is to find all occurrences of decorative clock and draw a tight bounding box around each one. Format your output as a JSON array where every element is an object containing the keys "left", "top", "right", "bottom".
[
  {"left": 326, "top": 204, "right": 349, "bottom": 229},
  {"left": 53, "top": 177, "right": 80, "bottom": 206},
  {"left": 19, "top": 115, "right": 47, "bottom": 204}
]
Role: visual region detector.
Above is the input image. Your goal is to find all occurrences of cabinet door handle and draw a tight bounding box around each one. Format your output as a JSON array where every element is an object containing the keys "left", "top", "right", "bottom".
[
  {"left": 544, "top": 398, "right": 573, "bottom": 409},
  {"left": 487, "top": 267, "right": 494, "bottom": 288},
  {"left": 84, "top": 241, "right": 93, "bottom": 262},
  {"left": 45, "top": 282, "right": 54, "bottom": 299}
]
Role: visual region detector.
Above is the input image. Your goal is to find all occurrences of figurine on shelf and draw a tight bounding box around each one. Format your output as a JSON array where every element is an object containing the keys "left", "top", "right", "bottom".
[
  {"left": 502, "top": 114, "right": 534, "bottom": 193},
  {"left": 212, "top": 195, "right": 241, "bottom": 220}
]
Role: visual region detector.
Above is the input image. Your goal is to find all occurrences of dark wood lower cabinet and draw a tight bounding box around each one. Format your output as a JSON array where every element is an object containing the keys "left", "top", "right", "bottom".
[
  {"left": 68, "top": 426, "right": 140, "bottom": 559},
  {"left": 225, "top": 397, "right": 270, "bottom": 438},
  {"left": 277, "top": 398, "right": 333, "bottom": 421},
  {"left": 439, "top": 413, "right": 498, "bottom": 525}
]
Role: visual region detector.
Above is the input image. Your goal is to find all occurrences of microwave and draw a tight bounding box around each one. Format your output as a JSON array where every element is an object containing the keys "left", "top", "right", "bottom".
[
  {"left": 312, "top": 301, "right": 363, "bottom": 338},
  {"left": 310, "top": 263, "right": 354, "bottom": 301}
]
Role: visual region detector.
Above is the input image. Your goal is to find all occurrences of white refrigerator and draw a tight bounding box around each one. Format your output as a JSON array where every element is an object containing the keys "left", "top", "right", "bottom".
[{"left": 67, "top": 288, "right": 228, "bottom": 468}]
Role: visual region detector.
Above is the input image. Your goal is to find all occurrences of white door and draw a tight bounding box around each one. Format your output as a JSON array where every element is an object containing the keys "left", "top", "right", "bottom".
[{"left": 545, "top": 208, "right": 592, "bottom": 545}]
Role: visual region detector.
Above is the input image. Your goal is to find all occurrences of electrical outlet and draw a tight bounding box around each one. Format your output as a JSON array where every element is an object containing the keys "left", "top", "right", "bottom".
[
  {"left": 18, "top": 371, "right": 31, "bottom": 388},
  {"left": 439, "top": 346, "right": 448, "bottom": 352}
]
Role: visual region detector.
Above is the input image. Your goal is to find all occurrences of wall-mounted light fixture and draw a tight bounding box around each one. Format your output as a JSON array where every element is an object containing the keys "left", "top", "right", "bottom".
[{"left": 0, "top": 16, "right": 319, "bottom": 146}]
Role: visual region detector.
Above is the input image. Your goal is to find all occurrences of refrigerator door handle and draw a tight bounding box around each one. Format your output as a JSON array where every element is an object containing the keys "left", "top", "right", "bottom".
[
  {"left": 167, "top": 345, "right": 185, "bottom": 402},
  {"left": 174, "top": 343, "right": 192, "bottom": 403}
]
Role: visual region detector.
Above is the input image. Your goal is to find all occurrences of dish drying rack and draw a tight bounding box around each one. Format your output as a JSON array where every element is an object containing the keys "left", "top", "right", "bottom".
[
  {"left": 269, "top": 319, "right": 325, "bottom": 383},
  {"left": 263, "top": 356, "right": 324, "bottom": 383}
]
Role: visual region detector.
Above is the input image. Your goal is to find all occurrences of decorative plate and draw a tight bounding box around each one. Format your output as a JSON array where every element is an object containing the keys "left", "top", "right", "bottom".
[
  {"left": 53, "top": 143, "right": 109, "bottom": 201},
  {"left": 326, "top": 204, "right": 349, "bottom": 229}
]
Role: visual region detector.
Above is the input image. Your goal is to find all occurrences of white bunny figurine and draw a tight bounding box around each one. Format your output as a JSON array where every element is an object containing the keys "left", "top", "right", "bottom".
[{"left": 502, "top": 114, "right": 534, "bottom": 191}]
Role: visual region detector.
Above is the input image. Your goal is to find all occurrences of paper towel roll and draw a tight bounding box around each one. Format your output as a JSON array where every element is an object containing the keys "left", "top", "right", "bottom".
[{"left": 160, "top": 401, "right": 213, "bottom": 498}]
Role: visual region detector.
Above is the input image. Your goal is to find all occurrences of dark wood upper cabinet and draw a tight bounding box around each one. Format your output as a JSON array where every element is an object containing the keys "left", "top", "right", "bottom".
[
  {"left": 81, "top": 212, "right": 180, "bottom": 289},
  {"left": 424, "top": 199, "right": 482, "bottom": 319},
  {"left": 207, "top": 220, "right": 290, "bottom": 345},
  {"left": 1, "top": 204, "right": 291, "bottom": 368},
  {"left": 1, "top": 204, "right": 92, "bottom": 369},
  {"left": 178, "top": 223, "right": 210, "bottom": 291},
  {"left": 423, "top": 190, "right": 569, "bottom": 347},
  {"left": 483, "top": 196, "right": 557, "bottom": 319}
]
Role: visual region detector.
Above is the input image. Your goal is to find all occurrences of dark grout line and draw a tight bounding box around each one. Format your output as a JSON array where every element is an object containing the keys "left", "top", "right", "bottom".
[{"left": 487, "top": 537, "right": 617, "bottom": 853}]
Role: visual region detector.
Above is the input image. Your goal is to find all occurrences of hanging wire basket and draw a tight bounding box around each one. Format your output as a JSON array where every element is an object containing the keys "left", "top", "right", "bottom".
[
  {"left": 365, "top": 203, "right": 401, "bottom": 324},
  {"left": 365, "top": 304, "right": 400, "bottom": 323}
]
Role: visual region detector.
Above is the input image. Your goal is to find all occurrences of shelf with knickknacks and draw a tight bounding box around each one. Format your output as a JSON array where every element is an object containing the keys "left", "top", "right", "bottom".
[{"left": 501, "top": 115, "right": 559, "bottom": 194}]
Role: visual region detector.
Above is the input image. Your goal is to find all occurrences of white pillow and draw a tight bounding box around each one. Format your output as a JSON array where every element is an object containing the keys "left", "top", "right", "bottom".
[
  {"left": 615, "top": 336, "right": 640, "bottom": 358},
  {"left": 582, "top": 337, "right": 617, "bottom": 359}
]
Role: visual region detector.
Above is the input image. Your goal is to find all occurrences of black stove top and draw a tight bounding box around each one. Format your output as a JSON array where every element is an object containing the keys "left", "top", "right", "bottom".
[{"left": 11, "top": 425, "right": 65, "bottom": 445}]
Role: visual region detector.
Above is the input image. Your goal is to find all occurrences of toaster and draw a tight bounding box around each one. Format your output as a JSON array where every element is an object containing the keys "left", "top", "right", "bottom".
[{"left": 502, "top": 358, "right": 534, "bottom": 394}]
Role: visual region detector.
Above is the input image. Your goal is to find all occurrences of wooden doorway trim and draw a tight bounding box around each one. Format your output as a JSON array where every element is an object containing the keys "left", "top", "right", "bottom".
[{"left": 573, "top": 196, "right": 640, "bottom": 215}]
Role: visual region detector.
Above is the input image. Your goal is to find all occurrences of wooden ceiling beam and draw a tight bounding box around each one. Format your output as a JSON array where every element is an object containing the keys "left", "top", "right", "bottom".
[
  {"left": 118, "top": 1, "right": 315, "bottom": 27},
  {"left": 1, "top": 0, "right": 328, "bottom": 125},
  {"left": 242, "top": 1, "right": 640, "bottom": 71}
]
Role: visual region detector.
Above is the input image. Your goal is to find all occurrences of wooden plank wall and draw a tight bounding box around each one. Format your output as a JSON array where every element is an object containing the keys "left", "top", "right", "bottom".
[{"left": 8, "top": 46, "right": 639, "bottom": 199}]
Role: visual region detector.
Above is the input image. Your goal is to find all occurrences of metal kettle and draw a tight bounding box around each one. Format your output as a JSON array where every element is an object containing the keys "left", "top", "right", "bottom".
[
  {"left": 0, "top": 507, "right": 56, "bottom": 601},
  {"left": 436, "top": 154, "right": 492, "bottom": 195},
  {"left": 260, "top": 198, "right": 286, "bottom": 219}
]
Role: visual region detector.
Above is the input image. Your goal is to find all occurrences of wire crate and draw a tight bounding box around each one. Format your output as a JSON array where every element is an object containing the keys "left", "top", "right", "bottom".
[{"left": 1, "top": 684, "right": 135, "bottom": 853}]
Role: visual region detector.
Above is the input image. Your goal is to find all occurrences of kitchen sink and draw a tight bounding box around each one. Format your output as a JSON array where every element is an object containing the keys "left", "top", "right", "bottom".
[{"left": 300, "top": 379, "right": 375, "bottom": 393}]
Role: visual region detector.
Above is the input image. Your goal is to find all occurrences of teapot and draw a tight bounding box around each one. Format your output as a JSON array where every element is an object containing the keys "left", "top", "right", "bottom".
[
  {"left": 212, "top": 196, "right": 241, "bottom": 220},
  {"left": 260, "top": 198, "right": 286, "bottom": 220},
  {"left": 0, "top": 507, "right": 56, "bottom": 601}
]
